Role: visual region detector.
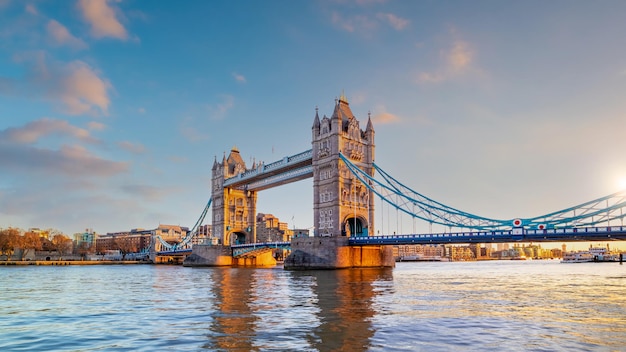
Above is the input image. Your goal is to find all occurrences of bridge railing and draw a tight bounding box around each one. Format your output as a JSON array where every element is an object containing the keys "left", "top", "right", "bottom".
[
  {"left": 231, "top": 241, "right": 291, "bottom": 256},
  {"left": 349, "top": 225, "right": 626, "bottom": 245}
]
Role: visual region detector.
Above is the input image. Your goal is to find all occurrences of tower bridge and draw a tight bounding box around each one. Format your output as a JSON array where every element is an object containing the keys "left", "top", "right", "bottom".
[{"left": 169, "top": 94, "right": 626, "bottom": 268}]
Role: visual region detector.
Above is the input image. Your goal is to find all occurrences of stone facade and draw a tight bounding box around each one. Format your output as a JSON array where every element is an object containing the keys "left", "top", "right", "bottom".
[
  {"left": 211, "top": 147, "right": 258, "bottom": 245},
  {"left": 311, "top": 94, "right": 375, "bottom": 238}
]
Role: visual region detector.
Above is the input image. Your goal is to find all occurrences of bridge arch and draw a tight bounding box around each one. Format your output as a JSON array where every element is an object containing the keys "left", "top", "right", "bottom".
[
  {"left": 227, "top": 230, "right": 249, "bottom": 245},
  {"left": 343, "top": 215, "right": 367, "bottom": 237}
]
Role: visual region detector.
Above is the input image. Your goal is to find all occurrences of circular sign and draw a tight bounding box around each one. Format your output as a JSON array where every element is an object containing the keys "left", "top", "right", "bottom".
[{"left": 512, "top": 218, "right": 522, "bottom": 227}]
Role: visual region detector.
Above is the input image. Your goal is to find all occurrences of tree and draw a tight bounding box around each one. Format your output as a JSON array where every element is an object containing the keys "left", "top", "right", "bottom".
[
  {"left": 20, "top": 231, "right": 43, "bottom": 260},
  {"left": 114, "top": 237, "right": 138, "bottom": 260},
  {"left": 0, "top": 228, "right": 22, "bottom": 261},
  {"left": 75, "top": 241, "right": 95, "bottom": 260},
  {"left": 52, "top": 234, "right": 73, "bottom": 258}
]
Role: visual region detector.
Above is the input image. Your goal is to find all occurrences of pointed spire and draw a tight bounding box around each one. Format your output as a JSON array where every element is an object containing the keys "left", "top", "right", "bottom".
[
  {"left": 212, "top": 155, "right": 218, "bottom": 170},
  {"left": 313, "top": 106, "right": 320, "bottom": 129},
  {"left": 339, "top": 90, "right": 348, "bottom": 104}
]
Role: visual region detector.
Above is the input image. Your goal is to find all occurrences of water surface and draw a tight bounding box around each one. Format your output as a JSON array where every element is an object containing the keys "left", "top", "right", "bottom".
[{"left": 1, "top": 260, "right": 625, "bottom": 351}]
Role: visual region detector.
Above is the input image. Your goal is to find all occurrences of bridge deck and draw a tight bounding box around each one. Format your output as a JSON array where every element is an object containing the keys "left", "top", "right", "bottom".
[
  {"left": 349, "top": 225, "right": 626, "bottom": 245},
  {"left": 223, "top": 150, "right": 312, "bottom": 191}
]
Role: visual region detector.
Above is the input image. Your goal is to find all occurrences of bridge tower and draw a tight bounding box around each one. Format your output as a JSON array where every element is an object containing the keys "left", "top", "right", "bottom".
[
  {"left": 211, "top": 147, "right": 258, "bottom": 245},
  {"left": 312, "top": 93, "right": 375, "bottom": 237}
]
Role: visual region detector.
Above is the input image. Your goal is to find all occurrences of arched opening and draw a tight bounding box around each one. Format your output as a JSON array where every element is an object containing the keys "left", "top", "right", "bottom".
[
  {"left": 344, "top": 217, "right": 366, "bottom": 237},
  {"left": 231, "top": 232, "right": 247, "bottom": 245}
]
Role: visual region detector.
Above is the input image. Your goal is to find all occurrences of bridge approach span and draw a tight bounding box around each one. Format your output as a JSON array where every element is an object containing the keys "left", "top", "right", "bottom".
[{"left": 349, "top": 225, "right": 626, "bottom": 246}]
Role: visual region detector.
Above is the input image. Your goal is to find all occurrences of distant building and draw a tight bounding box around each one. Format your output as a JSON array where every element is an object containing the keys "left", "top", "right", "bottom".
[
  {"left": 195, "top": 224, "right": 213, "bottom": 245},
  {"left": 256, "top": 213, "right": 293, "bottom": 242},
  {"left": 96, "top": 228, "right": 152, "bottom": 255},
  {"left": 73, "top": 229, "right": 97, "bottom": 249}
]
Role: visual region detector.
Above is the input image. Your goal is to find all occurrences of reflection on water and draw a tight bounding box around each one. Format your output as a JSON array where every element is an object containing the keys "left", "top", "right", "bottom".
[
  {"left": 1, "top": 261, "right": 625, "bottom": 351},
  {"left": 202, "top": 268, "right": 393, "bottom": 351}
]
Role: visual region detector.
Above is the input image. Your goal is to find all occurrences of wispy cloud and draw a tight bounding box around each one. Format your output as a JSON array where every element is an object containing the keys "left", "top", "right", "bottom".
[
  {"left": 0, "top": 119, "right": 124, "bottom": 177},
  {"left": 78, "top": 0, "right": 128, "bottom": 40},
  {"left": 373, "top": 111, "right": 400, "bottom": 124},
  {"left": 117, "top": 141, "right": 145, "bottom": 154},
  {"left": 0, "top": 142, "right": 128, "bottom": 176},
  {"left": 25, "top": 4, "right": 38, "bottom": 15},
  {"left": 208, "top": 94, "right": 235, "bottom": 120},
  {"left": 87, "top": 121, "right": 106, "bottom": 131},
  {"left": 376, "top": 13, "right": 409, "bottom": 31},
  {"left": 370, "top": 104, "right": 401, "bottom": 124},
  {"left": 0, "top": 118, "right": 99, "bottom": 144},
  {"left": 58, "top": 60, "right": 112, "bottom": 115},
  {"left": 7, "top": 53, "right": 112, "bottom": 115},
  {"left": 417, "top": 38, "right": 474, "bottom": 84},
  {"left": 46, "top": 19, "right": 87, "bottom": 50},
  {"left": 233, "top": 72, "right": 246, "bottom": 83},
  {"left": 330, "top": 8, "right": 408, "bottom": 34},
  {"left": 120, "top": 184, "right": 168, "bottom": 201},
  {"left": 331, "top": 11, "right": 377, "bottom": 33}
]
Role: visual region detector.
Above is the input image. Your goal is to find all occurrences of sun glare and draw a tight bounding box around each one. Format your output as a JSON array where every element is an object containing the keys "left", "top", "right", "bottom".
[{"left": 618, "top": 177, "right": 626, "bottom": 190}]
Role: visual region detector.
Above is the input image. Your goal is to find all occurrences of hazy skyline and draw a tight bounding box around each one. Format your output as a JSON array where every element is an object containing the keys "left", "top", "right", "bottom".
[{"left": 1, "top": 1, "right": 626, "bottom": 245}]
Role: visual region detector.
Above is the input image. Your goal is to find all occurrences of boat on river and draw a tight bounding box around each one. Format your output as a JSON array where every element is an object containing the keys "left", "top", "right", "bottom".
[{"left": 561, "top": 245, "right": 621, "bottom": 263}]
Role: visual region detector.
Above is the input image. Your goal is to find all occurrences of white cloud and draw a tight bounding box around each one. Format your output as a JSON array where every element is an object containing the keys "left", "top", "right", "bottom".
[
  {"left": 78, "top": 0, "right": 128, "bottom": 40},
  {"left": 331, "top": 11, "right": 377, "bottom": 33},
  {"left": 0, "top": 118, "right": 99, "bottom": 144},
  {"left": 417, "top": 39, "right": 474, "bottom": 84},
  {"left": 233, "top": 72, "right": 246, "bottom": 83},
  {"left": 0, "top": 142, "right": 128, "bottom": 177},
  {"left": 87, "top": 121, "right": 106, "bottom": 131},
  {"left": 376, "top": 13, "right": 409, "bottom": 31},
  {"left": 117, "top": 141, "right": 145, "bottom": 154},
  {"left": 25, "top": 4, "right": 38, "bottom": 15},
  {"left": 120, "top": 184, "right": 167, "bottom": 201},
  {"left": 46, "top": 20, "right": 87, "bottom": 50},
  {"left": 208, "top": 94, "right": 235, "bottom": 120},
  {"left": 58, "top": 60, "right": 111, "bottom": 115},
  {"left": 373, "top": 111, "right": 400, "bottom": 124},
  {"left": 47, "top": 19, "right": 88, "bottom": 50}
]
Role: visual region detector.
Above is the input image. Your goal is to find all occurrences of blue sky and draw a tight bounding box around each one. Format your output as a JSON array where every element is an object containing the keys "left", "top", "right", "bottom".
[{"left": 1, "top": 0, "right": 626, "bottom": 247}]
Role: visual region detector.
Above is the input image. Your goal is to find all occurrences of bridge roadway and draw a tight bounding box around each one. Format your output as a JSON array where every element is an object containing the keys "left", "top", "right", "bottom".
[
  {"left": 223, "top": 149, "right": 312, "bottom": 191},
  {"left": 156, "top": 225, "right": 626, "bottom": 257},
  {"left": 349, "top": 225, "right": 626, "bottom": 245}
]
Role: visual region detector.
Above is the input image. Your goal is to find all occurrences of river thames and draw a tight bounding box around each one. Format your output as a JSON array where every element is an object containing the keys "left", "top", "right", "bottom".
[{"left": 1, "top": 260, "right": 625, "bottom": 351}]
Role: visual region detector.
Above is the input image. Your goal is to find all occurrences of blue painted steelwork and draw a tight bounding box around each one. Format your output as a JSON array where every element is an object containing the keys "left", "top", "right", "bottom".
[
  {"left": 231, "top": 241, "right": 291, "bottom": 257},
  {"left": 339, "top": 153, "right": 626, "bottom": 231},
  {"left": 349, "top": 225, "right": 626, "bottom": 245},
  {"left": 156, "top": 197, "right": 212, "bottom": 253}
]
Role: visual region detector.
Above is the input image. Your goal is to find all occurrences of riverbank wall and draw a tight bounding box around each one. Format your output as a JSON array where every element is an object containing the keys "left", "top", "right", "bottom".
[{"left": 1, "top": 260, "right": 151, "bottom": 266}]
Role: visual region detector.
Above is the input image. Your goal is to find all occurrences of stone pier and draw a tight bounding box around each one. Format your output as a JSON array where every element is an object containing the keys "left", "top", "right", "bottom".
[
  {"left": 284, "top": 236, "right": 395, "bottom": 270},
  {"left": 183, "top": 245, "right": 277, "bottom": 267}
]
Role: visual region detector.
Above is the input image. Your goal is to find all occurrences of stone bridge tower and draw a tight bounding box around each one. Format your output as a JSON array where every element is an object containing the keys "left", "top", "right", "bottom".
[
  {"left": 211, "top": 147, "right": 257, "bottom": 245},
  {"left": 312, "top": 94, "right": 375, "bottom": 237}
]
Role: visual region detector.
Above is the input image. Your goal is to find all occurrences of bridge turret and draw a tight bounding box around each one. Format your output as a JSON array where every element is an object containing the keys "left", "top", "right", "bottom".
[
  {"left": 312, "top": 106, "right": 321, "bottom": 142},
  {"left": 312, "top": 93, "right": 375, "bottom": 238}
]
